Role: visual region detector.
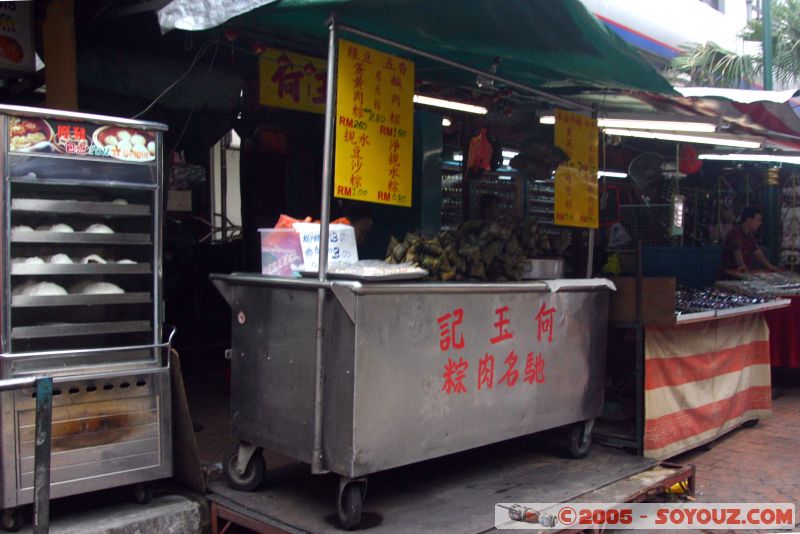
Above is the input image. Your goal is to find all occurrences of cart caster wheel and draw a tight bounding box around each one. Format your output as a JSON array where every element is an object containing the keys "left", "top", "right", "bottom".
[
  {"left": 742, "top": 419, "right": 759, "bottom": 428},
  {"left": 1, "top": 509, "right": 23, "bottom": 532},
  {"left": 566, "top": 422, "right": 592, "bottom": 459},
  {"left": 223, "top": 445, "right": 266, "bottom": 491},
  {"left": 133, "top": 482, "right": 153, "bottom": 504},
  {"left": 338, "top": 483, "right": 364, "bottom": 530}
]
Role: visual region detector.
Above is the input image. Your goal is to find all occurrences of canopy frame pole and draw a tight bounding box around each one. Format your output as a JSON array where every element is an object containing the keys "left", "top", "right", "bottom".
[
  {"left": 312, "top": 12, "right": 339, "bottom": 475},
  {"left": 337, "top": 23, "right": 593, "bottom": 113},
  {"left": 586, "top": 104, "right": 600, "bottom": 278}
]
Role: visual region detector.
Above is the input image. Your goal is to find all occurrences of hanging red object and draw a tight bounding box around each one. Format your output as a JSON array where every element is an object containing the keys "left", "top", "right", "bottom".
[
  {"left": 223, "top": 29, "right": 239, "bottom": 42},
  {"left": 467, "top": 127, "right": 493, "bottom": 172},
  {"left": 679, "top": 145, "right": 703, "bottom": 174},
  {"left": 251, "top": 41, "right": 267, "bottom": 55}
]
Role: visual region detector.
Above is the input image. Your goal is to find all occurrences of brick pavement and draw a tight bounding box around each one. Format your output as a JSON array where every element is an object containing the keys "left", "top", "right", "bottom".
[{"left": 657, "top": 381, "right": 800, "bottom": 532}]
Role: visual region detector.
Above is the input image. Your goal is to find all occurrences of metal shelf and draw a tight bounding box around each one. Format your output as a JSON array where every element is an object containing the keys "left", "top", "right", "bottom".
[
  {"left": 12, "top": 292, "right": 151, "bottom": 308},
  {"left": 11, "top": 320, "right": 151, "bottom": 339},
  {"left": 11, "top": 198, "right": 150, "bottom": 217},
  {"left": 11, "top": 263, "right": 150, "bottom": 276},
  {"left": 10, "top": 231, "right": 151, "bottom": 245}
]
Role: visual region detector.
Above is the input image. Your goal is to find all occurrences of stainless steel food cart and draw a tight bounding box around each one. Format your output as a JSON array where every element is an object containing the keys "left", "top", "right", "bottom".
[
  {"left": 212, "top": 274, "right": 610, "bottom": 527},
  {"left": 0, "top": 105, "right": 172, "bottom": 529}
]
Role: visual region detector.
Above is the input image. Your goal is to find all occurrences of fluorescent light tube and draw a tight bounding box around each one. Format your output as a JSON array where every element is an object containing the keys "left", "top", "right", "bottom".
[
  {"left": 597, "top": 170, "right": 628, "bottom": 178},
  {"left": 413, "top": 95, "right": 487, "bottom": 114},
  {"left": 603, "top": 128, "right": 762, "bottom": 149},
  {"left": 698, "top": 153, "right": 800, "bottom": 164},
  {"left": 539, "top": 115, "right": 717, "bottom": 132}
]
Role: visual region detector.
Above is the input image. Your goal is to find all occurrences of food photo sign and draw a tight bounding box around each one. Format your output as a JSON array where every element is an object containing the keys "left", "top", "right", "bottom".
[
  {"left": 0, "top": 2, "right": 35, "bottom": 74},
  {"left": 8, "top": 116, "right": 157, "bottom": 164}
]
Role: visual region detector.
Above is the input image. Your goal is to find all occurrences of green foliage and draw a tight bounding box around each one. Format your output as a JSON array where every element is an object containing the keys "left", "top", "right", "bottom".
[{"left": 668, "top": 0, "right": 800, "bottom": 87}]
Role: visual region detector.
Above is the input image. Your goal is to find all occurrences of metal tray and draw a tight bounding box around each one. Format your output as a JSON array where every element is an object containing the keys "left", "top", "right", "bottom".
[
  {"left": 10, "top": 231, "right": 151, "bottom": 245},
  {"left": 11, "top": 292, "right": 151, "bottom": 308},
  {"left": 11, "top": 198, "right": 150, "bottom": 217},
  {"left": 11, "top": 263, "right": 151, "bottom": 276},
  {"left": 11, "top": 320, "right": 151, "bottom": 339},
  {"left": 297, "top": 269, "right": 427, "bottom": 281}
]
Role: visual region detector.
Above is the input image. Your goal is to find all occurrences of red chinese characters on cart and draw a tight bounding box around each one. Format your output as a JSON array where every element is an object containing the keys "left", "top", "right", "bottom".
[{"left": 438, "top": 301, "right": 555, "bottom": 395}]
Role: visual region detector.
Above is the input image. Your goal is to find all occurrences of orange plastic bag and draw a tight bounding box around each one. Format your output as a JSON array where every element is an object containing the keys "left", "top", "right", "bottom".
[
  {"left": 274, "top": 214, "right": 313, "bottom": 228},
  {"left": 275, "top": 214, "right": 350, "bottom": 228}
]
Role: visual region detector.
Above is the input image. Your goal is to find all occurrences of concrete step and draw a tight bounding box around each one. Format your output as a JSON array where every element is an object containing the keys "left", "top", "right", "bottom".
[{"left": 20, "top": 495, "right": 204, "bottom": 534}]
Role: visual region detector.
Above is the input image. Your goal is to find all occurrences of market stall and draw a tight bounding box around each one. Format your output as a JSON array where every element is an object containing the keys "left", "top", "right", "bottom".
[
  {"left": 194, "top": 1, "right": 681, "bottom": 526},
  {"left": 717, "top": 272, "right": 800, "bottom": 368},
  {"left": 210, "top": 22, "right": 626, "bottom": 526},
  {"left": 598, "top": 277, "right": 789, "bottom": 459}
]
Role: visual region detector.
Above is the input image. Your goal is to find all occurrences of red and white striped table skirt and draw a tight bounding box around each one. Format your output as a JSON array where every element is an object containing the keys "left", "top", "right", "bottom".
[{"left": 643, "top": 313, "right": 772, "bottom": 459}]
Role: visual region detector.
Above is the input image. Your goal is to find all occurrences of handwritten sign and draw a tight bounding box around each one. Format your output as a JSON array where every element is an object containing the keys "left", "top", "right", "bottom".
[
  {"left": 259, "top": 48, "right": 327, "bottom": 114},
  {"left": 334, "top": 39, "right": 414, "bottom": 207},
  {"left": 553, "top": 109, "right": 599, "bottom": 228},
  {"left": 438, "top": 301, "right": 554, "bottom": 395},
  {"left": 292, "top": 222, "right": 358, "bottom": 270}
]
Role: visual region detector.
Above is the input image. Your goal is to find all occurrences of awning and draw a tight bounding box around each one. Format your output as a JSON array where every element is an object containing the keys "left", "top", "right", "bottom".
[
  {"left": 641, "top": 87, "right": 800, "bottom": 149},
  {"left": 158, "top": 0, "right": 676, "bottom": 95}
]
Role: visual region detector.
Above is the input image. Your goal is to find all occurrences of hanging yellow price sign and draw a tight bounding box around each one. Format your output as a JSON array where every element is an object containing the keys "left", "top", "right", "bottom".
[
  {"left": 334, "top": 39, "right": 415, "bottom": 207},
  {"left": 553, "top": 109, "right": 599, "bottom": 228}
]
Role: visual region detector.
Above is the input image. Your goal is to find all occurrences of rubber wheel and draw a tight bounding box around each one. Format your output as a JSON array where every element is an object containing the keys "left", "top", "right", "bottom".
[
  {"left": 566, "top": 423, "right": 592, "bottom": 459},
  {"left": 223, "top": 445, "right": 266, "bottom": 492},
  {"left": 742, "top": 419, "right": 759, "bottom": 428},
  {"left": 338, "top": 483, "right": 363, "bottom": 530},
  {"left": 133, "top": 482, "right": 153, "bottom": 504},
  {"left": 1, "top": 509, "right": 23, "bottom": 532}
]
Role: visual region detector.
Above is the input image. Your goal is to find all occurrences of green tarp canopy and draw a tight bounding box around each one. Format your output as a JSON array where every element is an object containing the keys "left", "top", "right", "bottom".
[{"left": 220, "top": 0, "right": 676, "bottom": 95}]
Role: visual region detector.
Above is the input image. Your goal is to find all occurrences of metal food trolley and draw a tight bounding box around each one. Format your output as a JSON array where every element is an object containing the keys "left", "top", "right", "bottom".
[
  {"left": 212, "top": 15, "right": 612, "bottom": 530},
  {"left": 0, "top": 105, "right": 172, "bottom": 529},
  {"left": 213, "top": 275, "right": 610, "bottom": 527}
]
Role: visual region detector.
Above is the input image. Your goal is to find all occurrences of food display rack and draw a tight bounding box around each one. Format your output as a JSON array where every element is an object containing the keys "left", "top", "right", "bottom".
[
  {"left": 0, "top": 105, "right": 172, "bottom": 518},
  {"left": 440, "top": 162, "right": 463, "bottom": 230}
]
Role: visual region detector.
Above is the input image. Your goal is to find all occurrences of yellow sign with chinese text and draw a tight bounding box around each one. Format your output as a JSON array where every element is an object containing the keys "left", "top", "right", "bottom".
[
  {"left": 259, "top": 48, "right": 327, "bottom": 114},
  {"left": 334, "top": 40, "right": 414, "bottom": 207},
  {"left": 553, "top": 109, "right": 599, "bottom": 228}
]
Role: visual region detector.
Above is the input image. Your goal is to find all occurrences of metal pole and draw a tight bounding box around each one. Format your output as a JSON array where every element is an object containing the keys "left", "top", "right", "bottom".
[
  {"left": 221, "top": 141, "right": 228, "bottom": 240},
  {"left": 33, "top": 376, "right": 53, "bottom": 534},
  {"left": 311, "top": 13, "right": 339, "bottom": 475},
  {"left": 338, "top": 23, "right": 593, "bottom": 113},
  {"left": 763, "top": 0, "right": 773, "bottom": 91}
]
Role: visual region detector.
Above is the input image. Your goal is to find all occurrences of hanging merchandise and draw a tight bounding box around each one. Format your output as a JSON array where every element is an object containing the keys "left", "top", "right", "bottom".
[
  {"left": 678, "top": 145, "right": 702, "bottom": 175},
  {"left": 467, "top": 127, "right": 492, "bottom": 175}
]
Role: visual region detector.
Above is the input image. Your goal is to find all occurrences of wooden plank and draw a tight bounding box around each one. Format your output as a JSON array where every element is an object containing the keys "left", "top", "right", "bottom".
[
  {"left": 609, "top": 277, "right": 676, "bottom": 325},
  {"left": 207, "top": 444, "right": 658, "bottom": 534},
  {"left": 43, "top": 0, "right": 78, "bottom": 110}
]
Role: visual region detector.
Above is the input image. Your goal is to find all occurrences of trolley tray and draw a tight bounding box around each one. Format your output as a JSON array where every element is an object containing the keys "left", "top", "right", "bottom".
[
  {"left": 11, "top": 198, "right": 150, "bottom": 217},
  {"left": 11, "top": 263, "right": 151, "bottom": 276},
  {"left": 11, "top": 320, "right": 151, "bottom": 339},
  {"left": 11, "top": 292, "right": 152, "bottom": 308},
  {"left": 10, "top": 231, "right": 151, "bottom": 245}
]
